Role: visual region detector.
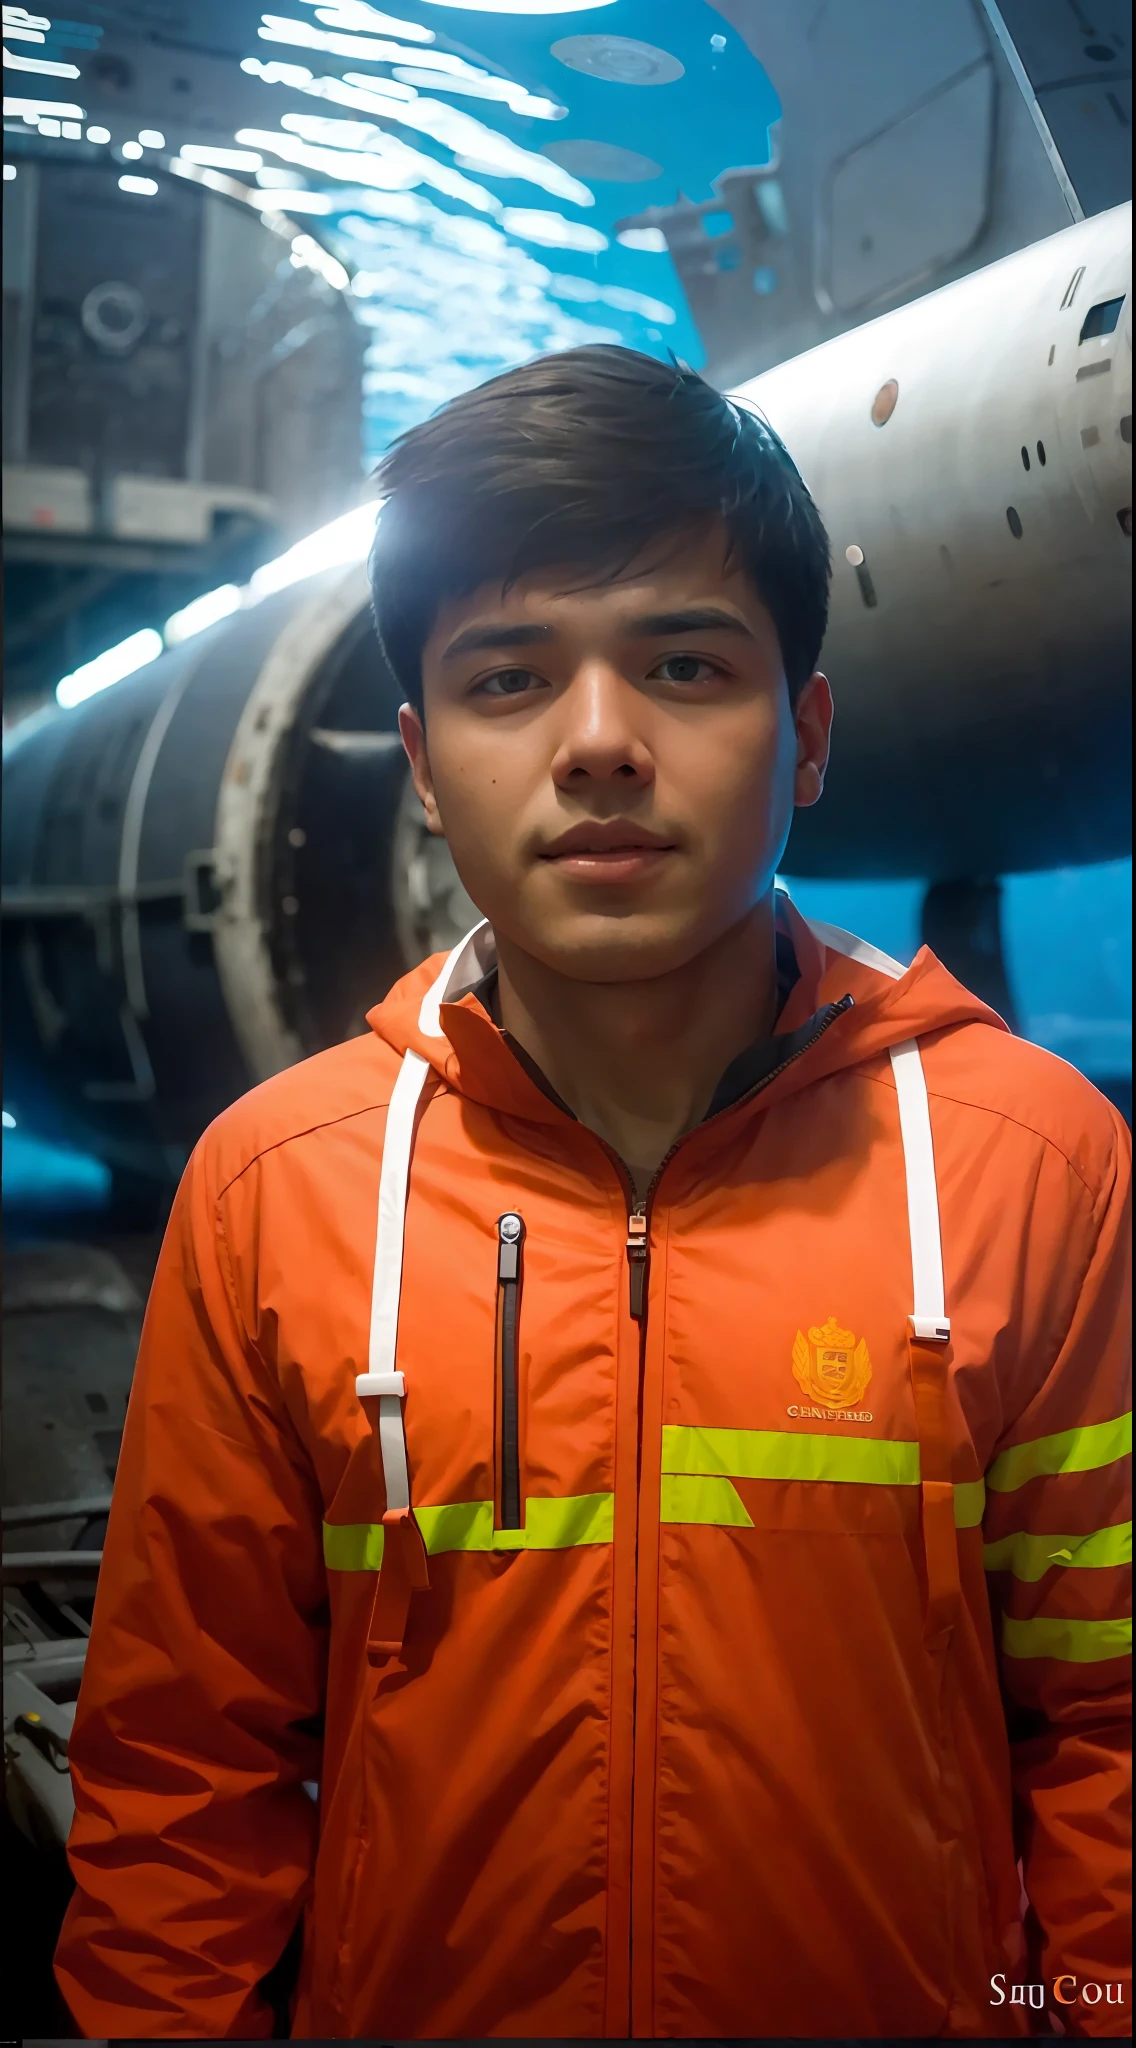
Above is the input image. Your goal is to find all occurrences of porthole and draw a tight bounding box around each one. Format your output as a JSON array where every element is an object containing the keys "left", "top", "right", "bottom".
[
  {"left": 1020, "top": 445, "right": 1030, "bottom": 471},
  {"left": 1006, "top": 507, "right": 1023, "bottom": 538},
  {"left": 1036, "top": 440, "right": 1047, "bottom": 465},
  {"left": 870, "top": 379, "right": 898, "bottom": 427}
]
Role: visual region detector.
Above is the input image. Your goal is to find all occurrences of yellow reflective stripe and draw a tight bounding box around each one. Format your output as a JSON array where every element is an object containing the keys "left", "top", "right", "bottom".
[
  {"left": 1001, "top": 1613, "right": 1132, "bottom": 1663},
  {"left": 513, "top": 1492, "right": 614, "bottom": 1549},
  {"left": 663, "top": 1423, "right": 920, "bottom": 1486},
  {"left": 987, "top": 1412, "right": 1132, "bottom": 1493},
  {"left": 323, "top": 1492, "right": 613, "bottom": 1570},
  {"left": 323, "top": 1520, "right": 385, "bottom": 1571},
  {"left": 662, "top": 1425, "right": 982, "bottom": 1525},
  {"left": 953, "top": 1478, "right": 986, "bottom": 1529},
  {"left": 661, "top": 1473, "right": 754, "bottom": 1527},
  {"left": 984, "top": 1521, "right": 1132, "bottom": 1582}
]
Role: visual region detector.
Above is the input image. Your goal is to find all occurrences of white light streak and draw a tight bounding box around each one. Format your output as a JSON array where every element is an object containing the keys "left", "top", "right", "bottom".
[
  {"left": 390, "top": 65, "right": 562, "bottom": 118},
  {"left": 247, "top": 501, "right": 380, "bottom": 601},
  {"left": 501, "top": 207, "right": 606, "bottom": 251},
  {"left": 46, "top": 505, "right": 393, "bottom": 712},
  {"left": 179, "top": 142, "right": 263, "bottom": 170},
  {"left": 617, "top": 226, "right": 668, "bottom": 253},
  {"left": 263, "top": 21, "right": 559, "bottom": 117},
  {"left": 36, "top": 113, "right": 57, "bottom": 131},
  {"left": 3, "top": 9, "right": 53, "bottom": 27},
  {"left": 339, "top": 73, "right": 592, "bottom": 202},
  {"left": 3, "top": 161, "right": 14, "bottom": 176},
  {"left": 4, "top": 95, "right": 84, "bottom": 117},
  {"left": 120, "top": 138, "right": 143, "bottom": 158},
  {"left": 168, "top": 157, "right": 251, "bottom": 201},
  {"left": 2, "top": 1109, "right": 16, "bottom": 1128},
  {"left": 60, "top": 116, "right": 79, "bottom": 135},
  {"left": 57, "top": 628, "right": 164, "bottom": 709},
  {"left": 311, "top": 3, "right": 434, "bottom": 39},
  {"left": 241, "top": 122, "right": 420, "bottom": 192},
  {"left": 241, "top": 55, "right": 314, "bottom": 85},
  {"left": 119, "top": 174, "right": 158, "bottom": 194},
  {"left": 337, "top": 186, "right": 425, "bottom": 225},
  {"left": 164, "top": 584, "right": 243, "bottom": 645},
  {"left": 86, "top": 123, "right": 110, "bottom": 142},
  {"left": 4, "top": 48, "right": 81, "bottom": 77},
  {"left": 260, "top": 15, "right": 430, "bottom": 64},
  {"left": 255, "top": 185, "right": 333, "bottom": 212},
  {"left": 416, "top": 0, "right": 617, "bottom": 11},
  {"left": 280, "top": 109, "right": 396, "bottom": 144},
  {"left": 344, "top": 207, "right": 623, "bottom": 429},
  {"left": 240, "top": 119, "right": 501, "bottom": 212},
  {"left": 547, "top": 272, "right": 676, "bottom": 322},
  {"left": 290, "top": 230, "right": 349, "bottom": 289},
  {"left": 138, "top": 127, "right": 165, "bottom": 147}
]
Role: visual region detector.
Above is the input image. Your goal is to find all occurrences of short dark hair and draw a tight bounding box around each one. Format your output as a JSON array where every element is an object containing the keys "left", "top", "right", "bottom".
[{"left": 367, "top": 345, "right": 830, "bottom": 713}]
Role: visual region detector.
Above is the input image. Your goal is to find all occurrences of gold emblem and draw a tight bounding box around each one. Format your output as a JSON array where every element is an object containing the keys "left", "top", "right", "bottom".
[{"left": 791, "top": 1317, "right": 872, "bottom": 1410}]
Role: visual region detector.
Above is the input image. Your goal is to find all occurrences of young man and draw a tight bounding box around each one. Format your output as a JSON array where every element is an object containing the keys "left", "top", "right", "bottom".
[{"left": 57, "top": 348, "right": 1130, "bottom": 2039}]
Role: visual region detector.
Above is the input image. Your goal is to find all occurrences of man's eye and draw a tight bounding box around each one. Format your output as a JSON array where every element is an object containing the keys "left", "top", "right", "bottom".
[
  {"left": 477, "top": 668, "right": 544, "bottom": 697},
  {"left": 653, "top": 654, "right": 720, "bottom": 685}
]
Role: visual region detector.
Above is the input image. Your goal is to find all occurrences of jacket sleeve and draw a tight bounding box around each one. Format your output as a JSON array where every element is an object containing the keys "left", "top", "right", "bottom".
[
  {"left": 55, "top": 1138, "right": 329, "bottom": 2039},
  {"left": 983, "top": 1106, "right": 1131, "bottom": 2037}
]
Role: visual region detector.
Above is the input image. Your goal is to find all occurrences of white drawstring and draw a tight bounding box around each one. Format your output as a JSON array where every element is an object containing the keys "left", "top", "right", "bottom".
[
  {"left": 356, "top": 922, "right": 492, "bottom": 1509},
  {"left": 808, "top": 913, "right": 956, "bottom": 1645},
  {"left": 355, "top": 1048, "right": 431, "bottom": 1510},
  {"left": 889, "top": 1041, "right": 951, "bottom": 1343},
  {"left": 803, "top": 913, "right": 949, "bottom": 1344}
]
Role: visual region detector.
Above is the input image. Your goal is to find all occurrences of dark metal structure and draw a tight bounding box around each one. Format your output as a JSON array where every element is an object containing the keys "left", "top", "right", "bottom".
[
  {"left": 3, "top": 148, "right": 365, "bottom": 708},
  {"left": 2, "top": 568, "right": 476, "bottom": 1186}
]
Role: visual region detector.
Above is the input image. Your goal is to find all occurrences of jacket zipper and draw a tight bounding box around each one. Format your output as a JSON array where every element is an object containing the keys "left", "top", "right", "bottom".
[
  {"left": 626, "top": 1210, "right": 648, "bottom": 1320},
  {"left": 620, "top": 994, "right": 855, "bottom": 1313},
  {"left": 496, "top": 1211, "right": 525, "bottom": 1530},
  {"left": 616, "top": 991, "right": 853, "bottom": 2032}
]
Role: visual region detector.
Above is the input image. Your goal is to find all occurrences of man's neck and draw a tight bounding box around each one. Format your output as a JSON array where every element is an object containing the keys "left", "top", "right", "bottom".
[{"left": 493, "top": 897, "right": 779, "bottom": 1197}]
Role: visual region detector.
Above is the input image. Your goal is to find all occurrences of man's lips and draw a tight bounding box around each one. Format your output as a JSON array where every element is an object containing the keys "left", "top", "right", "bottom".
[
  {"left": 537, "top": 823, "right": 678, "bottom": 886},
  {"left": 539, "top": 821, "right": 676, "bottom": 859}
]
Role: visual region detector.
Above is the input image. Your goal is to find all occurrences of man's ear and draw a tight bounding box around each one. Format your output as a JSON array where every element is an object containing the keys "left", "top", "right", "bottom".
[
  {"left": 792, "top": 672, "right": 833, "bottom": 809},
  {"left": 398, "top": 703, "right": 445, "bottom": 837}
]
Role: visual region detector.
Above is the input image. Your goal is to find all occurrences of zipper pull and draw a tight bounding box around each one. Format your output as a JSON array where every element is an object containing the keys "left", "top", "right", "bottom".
[
  {"left": 626, "top": 1209, "right": 648, "bottom": 1321},
  {"left": 497, "top": 1210, "right": 524, "bottom": 1282},
  {"left": 497, "top": 1213, "right": 525, "bottom": 1531}
]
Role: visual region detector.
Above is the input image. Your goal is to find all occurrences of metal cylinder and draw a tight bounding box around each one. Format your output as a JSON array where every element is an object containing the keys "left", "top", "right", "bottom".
[{"left": 1, "top": 565, "right": 476, "bottom": 1183}]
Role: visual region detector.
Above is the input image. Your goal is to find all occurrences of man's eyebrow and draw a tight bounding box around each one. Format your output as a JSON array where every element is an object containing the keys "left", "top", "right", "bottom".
[
  {"left": 441, "top": 621, "right": 558, "bottom": 661},
  {"left": 626, "top": 606, "right": 755, "bottom": 639}
]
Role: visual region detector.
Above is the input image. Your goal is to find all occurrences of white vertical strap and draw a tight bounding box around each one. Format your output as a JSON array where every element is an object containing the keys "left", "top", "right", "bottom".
[
  {"left": 355, "top": 1046, "right": 432, "bottom": 1513},
  {"left": 889, "top": 1039, "right": 951, "bottom": 1343}
]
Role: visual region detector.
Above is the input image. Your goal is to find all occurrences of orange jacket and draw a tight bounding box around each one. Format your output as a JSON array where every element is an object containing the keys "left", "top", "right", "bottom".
[{"left": 56, "top": 897, "right": 1131, "bottom": 2039}]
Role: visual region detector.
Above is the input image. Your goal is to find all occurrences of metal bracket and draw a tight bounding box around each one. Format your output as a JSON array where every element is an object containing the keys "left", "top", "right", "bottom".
[{"left": 183, "top": 848, "right": 224, "bottom": 932}]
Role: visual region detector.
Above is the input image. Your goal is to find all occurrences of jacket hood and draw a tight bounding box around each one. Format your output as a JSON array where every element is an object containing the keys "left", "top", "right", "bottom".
[{"left": 366, "top": 890, "right": 1007, "bottom": 1124}]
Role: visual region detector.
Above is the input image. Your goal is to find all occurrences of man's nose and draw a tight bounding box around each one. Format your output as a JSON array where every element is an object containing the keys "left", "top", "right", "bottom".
[{"left": 549, "top": 662, "right": 655, "bottom": 789}]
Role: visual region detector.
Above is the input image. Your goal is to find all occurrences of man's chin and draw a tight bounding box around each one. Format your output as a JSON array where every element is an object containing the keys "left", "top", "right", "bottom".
[{"left": 498, "top": 910, "right": 713, "bottom": 986}]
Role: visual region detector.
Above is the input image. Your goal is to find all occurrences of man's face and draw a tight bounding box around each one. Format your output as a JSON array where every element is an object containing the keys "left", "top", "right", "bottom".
[{"left": 401, "top": 526, "right": 832, "bottom": 983}]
